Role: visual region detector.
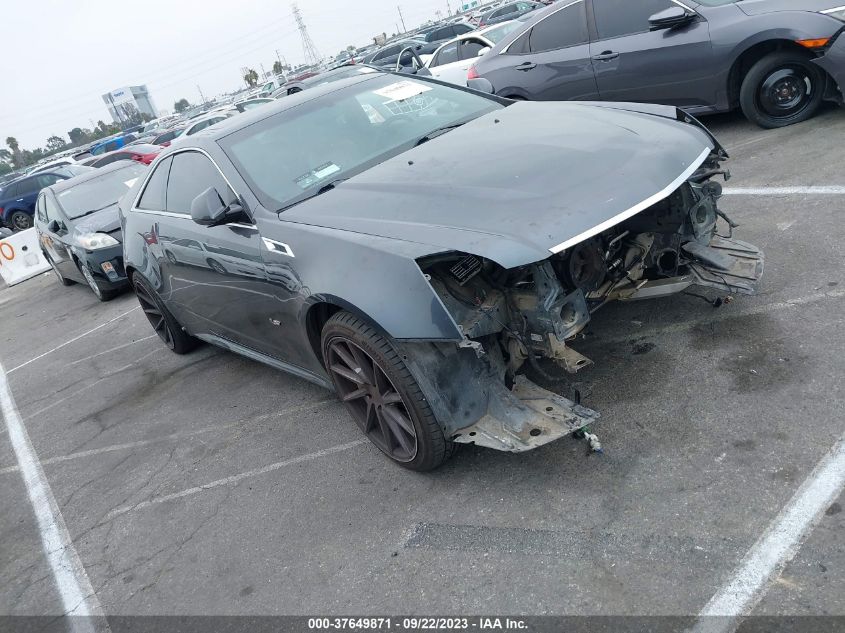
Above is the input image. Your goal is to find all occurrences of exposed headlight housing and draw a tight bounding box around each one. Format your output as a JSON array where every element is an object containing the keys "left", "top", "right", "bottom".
[
  {"left": 77, "top": 233, "right": 119, "bottom": 250},
  {"left": 822, "top": 5, "right": 845, "bottom": 21}
]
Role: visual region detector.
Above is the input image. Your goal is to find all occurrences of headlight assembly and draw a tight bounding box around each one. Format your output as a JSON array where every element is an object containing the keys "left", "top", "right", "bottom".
[{"left": 77, "top": 233, "right": 119, "bottom": 250}]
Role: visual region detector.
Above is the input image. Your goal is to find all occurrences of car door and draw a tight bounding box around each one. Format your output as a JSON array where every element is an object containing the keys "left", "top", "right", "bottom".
[
  {"left": 493, "top": 0, "right": 598, "bottom": 101},
  {"left": 37, "top": 191, "right": 81, "bottom": 280},
  {"left": 159, "top": 150, "right": 280, "bottom": 355},
  {"left": 589, "top": 0, "right": 716, "bottom": 108},
  {"left": 429, "top": 40, "right": 462, "bottom": 81}
]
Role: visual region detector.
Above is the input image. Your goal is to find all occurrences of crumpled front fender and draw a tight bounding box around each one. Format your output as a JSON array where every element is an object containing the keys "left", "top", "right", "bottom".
[{"left": 814, "top": 31, "right": 845, "bottom": 105}]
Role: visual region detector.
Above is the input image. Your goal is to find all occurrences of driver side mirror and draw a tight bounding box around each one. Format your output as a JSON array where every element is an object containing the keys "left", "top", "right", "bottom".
[
  {"left": 47, "top": 219, "right": 66, "bottom": 234},
  {"left": 649, "top": 6, "right": 695, "bottom": 30},
  {"left": 477, "top": 47, "right": 490, "bottom": 57},
  {"left": 191, "top": 187, "right": 243, "bottom": 226}
]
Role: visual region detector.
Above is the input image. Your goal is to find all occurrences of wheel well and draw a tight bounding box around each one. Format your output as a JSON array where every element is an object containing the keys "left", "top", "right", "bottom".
[
  {"left": 305, "top": 302, "right": 343, "bottom": 368},
  {"left": 727, "top": 40, "right": 819, "bottom": 107}
]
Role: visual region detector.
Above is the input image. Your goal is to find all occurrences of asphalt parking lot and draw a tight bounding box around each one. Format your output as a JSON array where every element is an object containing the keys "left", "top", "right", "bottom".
[{"left": 1, "top": 105, "right": 844, "bottom": 623}]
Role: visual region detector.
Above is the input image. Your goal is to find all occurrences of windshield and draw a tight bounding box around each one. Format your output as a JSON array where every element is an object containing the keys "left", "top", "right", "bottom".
[
  {"left": 221, "top": 75, "right": 502, "bottom": 211},
  {"left": 56, "top": 163, "right": 148, "bottom": 219}
]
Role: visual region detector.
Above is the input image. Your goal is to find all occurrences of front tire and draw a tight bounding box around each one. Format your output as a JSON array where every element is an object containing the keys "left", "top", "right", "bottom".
[
  {"left": 131, "top": 273, "right": 199, "bottom": 354},
  {"left": 78, "top": 261, "right": 118, "bottom": 302},
  {"left": 739, "top": 51, "right": 825, "bottom": 128},
  {"left": 321, "top": 311, "right": 456, "bottom": 471}
]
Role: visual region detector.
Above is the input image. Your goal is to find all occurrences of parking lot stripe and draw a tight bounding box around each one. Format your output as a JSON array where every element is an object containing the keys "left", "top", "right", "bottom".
[
  {"left": 69, "top": 335, "right": 158, "bottom": 366},
  {"left": 0, "top": 399, "right": 338, "bottom": 476},
  {"left": 691, "top": 432, "right": 845, "bottom": 633},
  {"left": 0, "top": 360, "right": 107, "bottom": 631},
  {"left": 723, "top": 186, "right": 845, "bottom": 195},
  {"left": 7, "top": 306, "right": 140, "bottom": 375},
  {"left": 105, "top": 438, "right": 367, "bottom": 521}
]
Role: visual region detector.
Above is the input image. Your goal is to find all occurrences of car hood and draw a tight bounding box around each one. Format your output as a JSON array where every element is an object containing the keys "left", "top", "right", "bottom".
[
  {"left": 282, "top": 101, "right": 714, "bottom": 269},
  {"left": 736, "top": 0, "right": 836, "bottom": 15},
  {"left": 73, "top": 203, "right": 122, "bottom": 239}
]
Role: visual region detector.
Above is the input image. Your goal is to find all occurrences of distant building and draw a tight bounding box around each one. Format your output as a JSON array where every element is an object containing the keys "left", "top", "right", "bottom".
[{"left": 102, "top": 85, "right": 158, "bottom": 124}]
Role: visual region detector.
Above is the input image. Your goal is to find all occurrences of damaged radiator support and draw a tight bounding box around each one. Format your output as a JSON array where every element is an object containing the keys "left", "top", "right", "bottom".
[{"left": 397, "top": 342, "right": 599, "bottom": 452}]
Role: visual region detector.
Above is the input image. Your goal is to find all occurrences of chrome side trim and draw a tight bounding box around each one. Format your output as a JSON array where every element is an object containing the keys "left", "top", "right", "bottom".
[
  {"left": 822, "top": 5, "right": 845, "bottom": 14},
  {"left": 548, "top": 146, "right": 712, "bottom": 255},
  {"left": 132, "top": 209, "right": 189, "bottom": 219},
  {"left": 672, "top": 0, "right": 696, "bottom": 12},
  {"left": 261, "top": 238, "right": 295, "bottom": 257}
]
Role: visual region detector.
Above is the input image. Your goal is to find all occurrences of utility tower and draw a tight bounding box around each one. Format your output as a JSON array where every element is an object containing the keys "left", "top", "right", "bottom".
[{"left": 292, "top": 3, "right": 321, "bottom": 66}]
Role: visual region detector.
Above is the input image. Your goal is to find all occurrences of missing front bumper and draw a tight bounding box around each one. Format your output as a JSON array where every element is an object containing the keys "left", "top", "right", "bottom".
[{"left": 813, "top": 33, "right": 845, "bottom": 105}]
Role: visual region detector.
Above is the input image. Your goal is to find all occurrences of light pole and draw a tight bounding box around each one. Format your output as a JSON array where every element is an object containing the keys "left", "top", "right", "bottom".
[{"left": 397, "top": 5, "right": 407, "bottom": 32}]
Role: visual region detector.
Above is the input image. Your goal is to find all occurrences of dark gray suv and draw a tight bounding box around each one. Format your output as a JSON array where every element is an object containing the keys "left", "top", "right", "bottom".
[{"left": 471, "top": 0, "right": 845, "bottom": 128}]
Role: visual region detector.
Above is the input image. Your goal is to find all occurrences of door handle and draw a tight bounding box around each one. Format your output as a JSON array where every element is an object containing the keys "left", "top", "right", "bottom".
[
  {"left": 592, "top": 51, "right": 620, "bottom": 61},
  {"left": 16, "top": 199, "right": 24, "bottom": 202},
  {"left": 515, "top": 62, "right": 536, "bottom": 71}
]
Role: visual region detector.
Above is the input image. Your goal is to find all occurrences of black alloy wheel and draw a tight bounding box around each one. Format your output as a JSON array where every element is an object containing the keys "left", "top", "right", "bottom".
[
  {"left": 327, "top": 337, "right": 418, "bottom": 462},
  {"left": 9, "top": 211, "right": 32, "bottom": 232},
  {"left": 740, "top": 52, "right": 824, "bottom": 128},
  {"left": 321, "top": 311, "right": 455, "bottom": 471},
  {"left": 132, "top": 273, "right": 198, "bottom": 354}
]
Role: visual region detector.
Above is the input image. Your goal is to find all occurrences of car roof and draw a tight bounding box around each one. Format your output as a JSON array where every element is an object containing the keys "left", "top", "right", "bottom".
[{"left": 48, "top": 161, "right": 144, "bottom": 195}]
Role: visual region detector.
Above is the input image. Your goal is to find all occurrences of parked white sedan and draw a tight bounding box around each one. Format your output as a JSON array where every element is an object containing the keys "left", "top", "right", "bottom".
[{"left": 425, "top": 21, "right": 523, "bottom": 85}]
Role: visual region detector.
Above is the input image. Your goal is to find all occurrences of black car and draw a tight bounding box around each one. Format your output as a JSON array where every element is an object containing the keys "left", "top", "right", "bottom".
[
  {"left": 363, "top": 39, "right": 440, "bottom": 68},
  {"left": 478, "top": 1, "right": 541, "bottom": 26},
  {"left": 36, "top": 161, "right": 148, "bottom": 301},
  {"left": 121, "top": 71, "right": 763, "bottom": 471},
  {"left": 420, "top": 21, "right": 475, "bottom": 44}
]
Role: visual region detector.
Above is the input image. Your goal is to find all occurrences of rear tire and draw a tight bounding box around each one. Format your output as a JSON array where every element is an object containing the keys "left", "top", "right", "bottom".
[
  {"left": 739, "top": 51, "right": 825, "bottom": 128},
  {"left": 321, "top": 311, "right": 456, "bottom": 471},
  {"left": 9, "top": 211, "right": 32, "bottom": 232},
  {"left": 131, "top": 272, "right": 199, "bottom": 354}
]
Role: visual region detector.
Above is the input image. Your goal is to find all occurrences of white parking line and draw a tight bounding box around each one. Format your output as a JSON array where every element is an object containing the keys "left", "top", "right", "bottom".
[
  {"left": 69, "top": 335, "right": 157, "bottom": 366},
  {"left": 105, "top": 439, "right": 367, "bottom": 521},
  {"left": 691, "top": 432, "right": 845, "bottom": 633},
  {"left": 723, "top": 186, "right": 845, "bottom": 195},
  {"left": 0, "top": 361, "right": 107, "bottom": 632},
  {"left": 7, "top": 306, "right": 140, "bottom": 375},
  {"left": 0, "top": 398, "right": 338, "bottom": 476}
]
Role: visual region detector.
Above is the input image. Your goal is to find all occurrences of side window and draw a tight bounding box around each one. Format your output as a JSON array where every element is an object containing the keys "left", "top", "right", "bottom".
[
  {"left": 36, "top": 174, "right": 63, "bottom": 189},
  {"left": 17, "top": 178, "right": 42, "bottom": 195},
  {"left": 528, "top": 1, "right": 588, "bottom": 52},
  {"left": 433, "top": 42, "right": 460, "bottom": 66},
  {"left": 137, "top": 156, "right": 172, "bottom": 211},
  {"left": 459, "top": 39, "right": 486, "bottom": 59},
  {"left": 4, "top": 182, "right": 19, "bottom": 198},
  {"left": 104, "top": 140, "right": 120, "bottom": 153},
  {"left": 592, "top": 0, "right": 676, "bottom": 40},
  {"left": 165, "top": 152, "right": 233, "bottom": 215},
  {"left": 454, "top": 23, "right": 473, "bottom": 35},
  {"left": 44, "top": 195, "right": 61, "bottom": 222},
  {"left": 36, "top": 195, "right": 48, "bottom": 222}
]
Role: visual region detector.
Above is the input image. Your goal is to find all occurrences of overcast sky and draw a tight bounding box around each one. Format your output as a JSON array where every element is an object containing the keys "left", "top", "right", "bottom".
[{"left": 1, "top": 0, "right": 459, "bottom": 149}]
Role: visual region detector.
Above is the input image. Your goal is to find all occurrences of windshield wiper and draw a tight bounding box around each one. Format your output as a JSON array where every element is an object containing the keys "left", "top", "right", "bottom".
[
  {"left": 278, "top": 178, "right": 348, "bottom": 213},
  {"left": 414, "top": 122, "right": 468, "bottom": 147},
  {"left": 75, "top": 202, "right": 117, "bottom": 218}
]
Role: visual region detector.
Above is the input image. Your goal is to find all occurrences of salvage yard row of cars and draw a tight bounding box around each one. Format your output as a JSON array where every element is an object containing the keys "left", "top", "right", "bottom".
[{"left": 1, "top": 0, "right": 842, "bottom": 471}]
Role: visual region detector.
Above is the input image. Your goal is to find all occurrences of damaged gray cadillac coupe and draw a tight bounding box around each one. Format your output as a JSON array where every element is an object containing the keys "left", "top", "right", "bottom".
[{"left": 121, "top": 71, "right": 764, "bottom": 471}]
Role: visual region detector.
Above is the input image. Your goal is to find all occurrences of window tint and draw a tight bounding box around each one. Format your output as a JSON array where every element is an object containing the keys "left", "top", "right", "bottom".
[
  {"left": 433, "top": 42, "right": 460, "bottom": 66},
  {"left": 36, "top": 195, "right": 47, "bottom": 222},
  {"left": 104, "top": 140, "right": 120, "bottom": 152},
  {"left": 36, "top": 174, "right": 63, "bottom": 189},
  {"left": 166, "top": 152, "right": 232, "bottom": 214},
  {"left": 3, "top": 182, "right": 19, "bottom": 198},
  {"left": 592, "top": 0, "right": 675, "bottom": 40},
  {"left": 137, "top": 156, "right": 172, "bottom": 211},
  {"left": 459, "top": 39, "right": 486, "bottom": 59},
  {"left": 17, "top": 178, "right": 41, "bottom": 195},
  {"left": 529, "top": 1, "right": 588, "bottom": 52},
  {"left": 454, "top": 23, "right": 473, "bottom": 35},
  {"left": 44, "top": 194, "right": 61, "bottom": 222}
]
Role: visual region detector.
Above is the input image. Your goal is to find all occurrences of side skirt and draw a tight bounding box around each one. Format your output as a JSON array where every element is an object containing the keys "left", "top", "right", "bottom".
[{"left": 194, "top": 333, "right": 333, "bottom": 390}]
